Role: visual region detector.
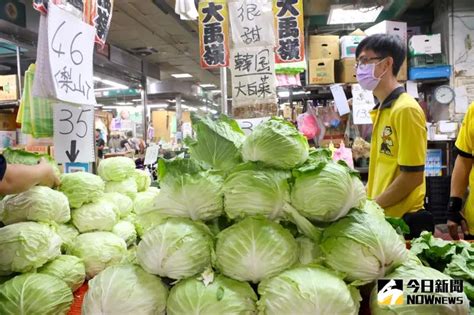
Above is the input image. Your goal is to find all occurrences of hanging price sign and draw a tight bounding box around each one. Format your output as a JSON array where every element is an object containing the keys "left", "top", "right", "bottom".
[{"left": 53, "top": 103, "right": 95, "bottom": 163}]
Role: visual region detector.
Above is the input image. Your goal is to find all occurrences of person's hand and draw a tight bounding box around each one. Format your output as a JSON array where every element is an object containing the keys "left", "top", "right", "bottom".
[
  {"left": 36, "top": 159, "right": 60, "bottom": 188},
  {"left": 447, "top": 212, "right": 468, "bottom": 240}
]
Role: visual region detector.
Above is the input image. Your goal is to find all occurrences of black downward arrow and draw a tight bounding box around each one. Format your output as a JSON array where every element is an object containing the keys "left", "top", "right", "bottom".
[{"left": 66, "top": 140, "right": 80, "bottom": 162}]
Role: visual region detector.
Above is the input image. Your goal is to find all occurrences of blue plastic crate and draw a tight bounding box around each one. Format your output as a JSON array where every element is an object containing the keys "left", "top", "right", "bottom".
[{"left": 409, "top": 65, "right": 451, "bottom": 80}]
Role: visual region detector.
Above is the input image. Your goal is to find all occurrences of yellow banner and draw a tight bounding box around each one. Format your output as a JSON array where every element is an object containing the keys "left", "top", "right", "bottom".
[
  {"left": 273, "top": 0, "right": 305, "bottom": 63},
  {"left": 198, "top": 1, "right": 230, "bottom": 69}
]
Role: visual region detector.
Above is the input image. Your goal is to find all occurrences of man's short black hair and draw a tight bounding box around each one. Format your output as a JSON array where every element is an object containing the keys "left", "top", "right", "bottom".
[{"left": 355, "top": 34, "right": 406, "bottom": 76}]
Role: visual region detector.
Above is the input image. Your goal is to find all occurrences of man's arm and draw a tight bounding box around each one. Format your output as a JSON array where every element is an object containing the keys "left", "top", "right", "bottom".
[
  {"left": 0, "top": 160, "right": 60, "bottom": 195},
  {"left": 375, "top": 170, "right": 424, "bottom": 209}
]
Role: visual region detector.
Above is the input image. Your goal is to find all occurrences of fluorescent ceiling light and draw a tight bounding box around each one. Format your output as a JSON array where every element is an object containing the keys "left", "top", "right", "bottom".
[
  {"left": 116, "top": 102, "right": 133, "bottom": 105},
  {"left": 102, "top": 79, "right": 128, "bottom": 89},
  {"left": 327, "top": 5, "right": 383, "bottom": 25},
  {"left": 172, "top": 73, "right": 193, "bottom": 78},
  {"left": 278, "top": 90, "right": 307, "bottom": 98},
  {"left": 200, "top": 84, "right": 216, "bottom": 88},
  {"left": 167, "top": 99, "right": 176, "bottom": 103},
  {"left": 132, "top": 98, "right": 142, "bottom": 102},
  {"left": 93, "top": 76, "right": 102, "bottom": 82},
  {"left": 102, "top": 106, "right": 118, "bottom": 109},
  {"left": 210, "top": 109, "right": 218, "bottom": 114},
  {"left": 148, "top": 104, "right": 168, "bottom": 109},
  {"left": 95, "top": 87, "right": 119, "bottom": 92},
  {"left": 210, "top": 89, "right": 221, "bottom": 94},
  {"left": 199, "top": 106, "right": 209, "bottom": 112}
]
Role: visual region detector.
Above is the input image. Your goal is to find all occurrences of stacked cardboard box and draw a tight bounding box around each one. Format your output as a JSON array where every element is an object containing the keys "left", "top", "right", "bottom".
[
  {"left": 408, "top": 34, "right": 449, "bottom": 80},
  {"left": 309, "top": 35, "right": 339, "bottom": 84}
]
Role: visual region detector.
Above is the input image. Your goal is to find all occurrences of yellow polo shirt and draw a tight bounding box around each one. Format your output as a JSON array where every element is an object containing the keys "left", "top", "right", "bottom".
[
  {"left": 454, "top": 103, "right": 474, "bottom": 234},
  {"left": 367, "top": 87, "right": 427, "bottom": 218}
]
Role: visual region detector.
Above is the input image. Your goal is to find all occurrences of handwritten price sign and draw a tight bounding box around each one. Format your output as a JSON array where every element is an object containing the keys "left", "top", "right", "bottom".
[
  {"left": 54, "top": 103, "right": 95, "bottom": 163},
  {"left": 48, "top": 4, "right": 96, "bottom": 105}
]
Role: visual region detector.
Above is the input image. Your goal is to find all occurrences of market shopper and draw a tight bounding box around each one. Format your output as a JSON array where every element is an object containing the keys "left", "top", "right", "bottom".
[
  {"left": 447, "top": 102, "right": 474, "bottom": 240},
  {"left": 0, "top": 156, "right": 60, "bottom": 195},
  {"left": 356, "top": 34, "right": 433, "bottom": 239},
  {"left": 96, "top": 129, "right": 106, "bottom": 159}
]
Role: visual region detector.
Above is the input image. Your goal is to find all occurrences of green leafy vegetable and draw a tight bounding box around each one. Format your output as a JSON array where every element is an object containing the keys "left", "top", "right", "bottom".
[
  {"left": 0, "top": 186, "right": 70, "bottom": 225},
  {"left": 215, "top": 217, "right": 298, "bottom": 283},
  {"left": 134, "top": 169, "right": 152, "bottom": 192},
  {"left": 242, "top": 117, "right": 309, "bottom": 169},
  {"left": 55, "top": 224, "right": 79, "bottom": 253},
  {"left": 82, "top": 264, "right": 168, "bottom": 315},
  {"left": 185, "top": 115, "right": 245, "bottom": 171},
  {"left": 3, "top": 148, "right": 61, "bottom": 177},
  {"left": 112, "top": 220, "right": 137, "bottom": 247},
  {"left": 102, "top": 192, "right": 133, "bottom": 219},
  {"left": 137, "top": 218, "right": 213, "bottom": 279},
  {"left": 320, "top": 210, "right": 407, "bottom": 285},
  {"left": 59, "top": 172, "right": 105, "bottom": 208},
  {"left": 67, "top": 231, "right": 127, "bottom": 279},
  {"left": 258, "top": 266, "right": 361, "bottom": 315},
  {"left": 38, "top": 255, "right": 85, "bottom": 291},
  {"left": 134, "top": 210, "right": 166, "bottom": 237},
  {"left": 105, "top": 178, "right": 138, "bottom": 200},
  {"left": 98, "top": 157, "right": 136, "bottom": 182},
  {"left": 133, "top": 191, "right": 159, "bottom": 215},
  {"left": 0, "top": 222, "right": 61, "bottom": 275},
  {"left": 291, "top": 162, "right": 366, "bottom": 222},
  {"left": 0, "top": 273, "right": 73, "bottom": 315},
  {"left": 71, "top": 199, "right": 118, "bottom": 233},
  {"left": 167, "top": 274, "right": 257, "bottom": 315}
]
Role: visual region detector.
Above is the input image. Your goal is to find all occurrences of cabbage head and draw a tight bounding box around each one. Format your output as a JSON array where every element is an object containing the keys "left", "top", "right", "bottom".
[
  {"left": 371, "top": 263, "right": 470, "bottom": 315},
  {"left": 55, "top": 224, "right": 79, "bottom": 253},
  {"left": 215, "top": 217, "right": 298, "bottom": 283},
  {"left": 137, "top": 218, "right": 213, "bottom": 279},
  {"left": 3, "top": 148, "right": 61, "bottom": 177},
  {"left": 0, "top": 273, "right": 73, "bottom": 315},
  {"left": 134, "top": 191, "right": 158, "bottom": 215},
  {"left": 320, "top": 210, "right": 407, "bottom": 285},
  {"left": 291, "top": 162, "right": 366, "bottom": 222},
  {"left": 242, "top": 117, "right": 309, "bottom": 169},
  {"left": 223, "top": 165, "right": 291, "bottom": 220},
  {"left": 67, "top": 231, "right": 127, "bottom": 279},
  {"left": 0, "top": 186, "right": 70, "bottom": 225},
  {"left": 38, "top": 255, "right": 85, "bottom": 291},
  {"left": 82, "top": 264, "right": 168, "bottom": 315},
  {"left": 134, "top": 169, "right": 151, "bottom": 192},
  {"left": 167, "top": 274, "right": 257, "bottom": 315},
  {"left": 59, "top": 172, "right": 105, "bottom": 208},
  {"left": 105, "top": 177, "right": 138, "bottom": 200},
  {"left": 102, "top": 192, "right": 133, "bottom": 218},
  {"left": 71, "top": 199, "right": 118, "bottom": 233},
  {"left": 155, "top": 158, "right": 223, "bottom": 221},
  {"left": 134, "top": 210, "right": 166, "bottom": 237},
  {"left": 258, "top": 266, "right": 360, "bottom": 315},
  {"left": 98, "top": 157, "right": 136, "bottom": 182},
  {"left": 112, "top": 220, "right": 137, "bottom": 247},
  {"left": 185, "top": 115, "right": 245, "bottom": 171},
  {"left": 0, "top": 222, "right": 61, "bottom": 275},
  {"left": 296, "top": 236, "right": 321, "bottom": 265}
]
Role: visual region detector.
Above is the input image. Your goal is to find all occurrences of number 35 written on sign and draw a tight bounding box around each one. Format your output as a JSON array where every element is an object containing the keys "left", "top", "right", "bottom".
[{"left": 53, "top": 104, "right": 95, "bottom": 164}]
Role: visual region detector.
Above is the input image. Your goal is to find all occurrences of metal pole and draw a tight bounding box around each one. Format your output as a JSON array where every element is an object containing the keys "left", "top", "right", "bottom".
[
  {"left": 141, "top": 75, "right": 148, "bottom": 143},
  {"left": 16, "top": 46, "right": 22, "bottom": 100},
  {"left": 220, "top": 67, "right": 228, "bottom": 115},
  {"left": 176, "top": 94, "right": 182, "bottom": 137}
]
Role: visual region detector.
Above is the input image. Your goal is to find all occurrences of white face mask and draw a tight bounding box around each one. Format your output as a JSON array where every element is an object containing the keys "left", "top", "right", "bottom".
[{"left": 356, "top": 58, "right": 388, "bottom": 91}]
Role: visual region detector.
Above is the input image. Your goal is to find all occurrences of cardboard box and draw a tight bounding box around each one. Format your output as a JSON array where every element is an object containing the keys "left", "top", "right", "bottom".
[
  {"left": 0, "top": 75, "right": 17, "bottom": 101},
  {"left": 309, "top": 59, "right": 335, "bottom": 85},
  {"left": 310, "top": 35, "right": 340, "bottom": 59},
  {"left": 364, "top": 20, "right": 408, "bottom": 44},
  {"left": 409, "top": 34, "right": 442, "bottom": 56},
  {"left": 0, "top": 113, "right": 17, "bottom": 131},
  {"left": 336, "top": 58, "right": 357, "bottom": 83},
  {"left": 340, "top": 35, "right": 366, "bottom": 59},
  {"left": 397, "top": 57, "right": 408, "bottom": 81}
]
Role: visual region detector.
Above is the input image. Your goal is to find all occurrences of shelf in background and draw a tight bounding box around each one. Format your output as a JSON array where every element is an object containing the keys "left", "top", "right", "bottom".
[{"left": 355, "top": 166, "right": 369, "bottom": 174}]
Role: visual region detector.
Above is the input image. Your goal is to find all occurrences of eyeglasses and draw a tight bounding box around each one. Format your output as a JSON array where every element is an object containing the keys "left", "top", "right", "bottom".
[{"left": 355, "top": 57, "right": 384, "bottom": 69}]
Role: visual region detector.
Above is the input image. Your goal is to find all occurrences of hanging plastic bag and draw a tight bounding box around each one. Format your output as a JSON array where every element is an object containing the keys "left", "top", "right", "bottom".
[{"left": 333, "top": 142, "right": 354, "bottom": 169}]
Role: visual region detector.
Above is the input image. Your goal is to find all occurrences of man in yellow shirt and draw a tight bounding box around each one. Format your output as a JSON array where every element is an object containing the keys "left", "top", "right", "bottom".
[
  {"left": 356, "top": 34, "right": 433, "bottom": 239},
  {"left": 447, "top": 103, "right": 474, "bottom": 240}
]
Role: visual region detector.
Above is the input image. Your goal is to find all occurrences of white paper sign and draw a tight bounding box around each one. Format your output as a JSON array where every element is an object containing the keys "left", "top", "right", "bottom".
[
  {"left": 53, "top": 103, "right": 95, "bottom": 163},
  {"left": 47, "top": 4, "right": 96, "bottom": 105},
  {"left": 406, "top": 81, "right": 419, "bottom": 98},
  {"left": 230, "top": 46, "right": 277, "bottom": 107},
  {"left": 236, "top": 116, "right": 271, "bottom": 135},
  {"left": 228, "top": 0, "right": 275, "bottom": 48},
  {"left": 144, "top": 145, "right": 160, "bottom": 165},
  {"left": 455, "top": 86, "right": 470, "bottom": 114},
  {"left": 352, "top": 84, "right": 376, "bottom": 125},
  {"left": 330, "top": 84, "right": 350, "bottom": 116}
]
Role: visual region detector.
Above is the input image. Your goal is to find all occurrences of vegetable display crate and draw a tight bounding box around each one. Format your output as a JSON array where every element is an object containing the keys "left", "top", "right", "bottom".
[
  {"left": 409, "top": 54, "right": 446, "bottom": 67},
  {"left": 409, "top": 65, "right": 451, "bottom": 80},
  {"left": 68, "top": 282, "right": 88, "bottom": 315}
]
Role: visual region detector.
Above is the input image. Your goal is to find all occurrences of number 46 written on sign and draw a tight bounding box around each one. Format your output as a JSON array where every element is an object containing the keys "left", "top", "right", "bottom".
[{"left": 53, "top": 103, "right": 95, "bottom": 164}]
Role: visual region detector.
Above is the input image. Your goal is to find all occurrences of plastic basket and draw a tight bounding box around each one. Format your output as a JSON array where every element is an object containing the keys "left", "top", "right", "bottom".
[{"left": 68, "top": 282, "right": 88, "bottom": 315}]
